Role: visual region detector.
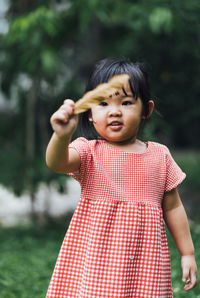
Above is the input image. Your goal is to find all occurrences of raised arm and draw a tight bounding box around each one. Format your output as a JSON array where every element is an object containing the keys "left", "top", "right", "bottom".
[
  {"left": 46, "top": 99, "right": 80, "bottom": 174},
  {"left": 162, "top": 188, "right": 198, "bottom": 291}
]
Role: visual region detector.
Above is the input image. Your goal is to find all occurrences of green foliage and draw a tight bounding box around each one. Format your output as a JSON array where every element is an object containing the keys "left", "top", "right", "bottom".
[
  {"left": 5, "top": 6, "right": 62, "bottom": 77},
  {"left": 9, "top": 6, "right": 59, "bottom": 41},
  {"left": 149, "top": 7, "right": 173, "bottom": 34},
  {"left": 173, "top": 151, "right": 200, "bottom": 191}
]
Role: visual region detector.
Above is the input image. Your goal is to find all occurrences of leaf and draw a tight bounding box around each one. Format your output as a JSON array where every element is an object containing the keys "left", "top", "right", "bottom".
[
  {"left": 74, "top": 74, "right": 129, "bottom": 114},
  {"left": 41, "top": 49, "right": 58, "bottom": 74},
  {"left": 149, "top": 7, "right": 173, "bottom": 34}
]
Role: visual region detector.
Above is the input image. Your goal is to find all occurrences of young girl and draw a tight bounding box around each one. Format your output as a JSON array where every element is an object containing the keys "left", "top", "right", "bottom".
[{"left": 46, "top": 59, "right": 197, "bottom": 297}]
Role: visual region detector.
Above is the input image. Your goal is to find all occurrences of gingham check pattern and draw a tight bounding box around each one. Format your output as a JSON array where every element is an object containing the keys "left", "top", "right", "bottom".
[{"left": 46, "top": 138, "right": 186, "bottom": 298}]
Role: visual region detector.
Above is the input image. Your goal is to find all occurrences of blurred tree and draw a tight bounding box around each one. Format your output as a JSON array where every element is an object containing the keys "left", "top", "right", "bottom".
[
  {"left": 0, "top": 0, "right": 199, "bottom": 221},
  {"left": 0, "top": 2, "right": 80, "bottom": 221}
]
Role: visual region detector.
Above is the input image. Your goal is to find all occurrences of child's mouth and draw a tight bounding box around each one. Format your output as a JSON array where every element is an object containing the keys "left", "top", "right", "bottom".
[{"left": 108, "top": 122, "right": 123, "bottom": 130}]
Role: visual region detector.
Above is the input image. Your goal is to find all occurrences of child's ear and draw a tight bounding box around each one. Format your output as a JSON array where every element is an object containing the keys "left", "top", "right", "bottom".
[
  {"left": 148, "top": 100, "right": 155, "bottom": 118},
  {"left": 142, "top": 100, "right": 154, "bottom": 119}
]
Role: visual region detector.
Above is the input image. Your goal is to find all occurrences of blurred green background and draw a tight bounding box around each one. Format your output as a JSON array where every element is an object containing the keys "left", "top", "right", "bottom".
[{"left": 0, "top": 0, "right": 199, "bottom": 297}]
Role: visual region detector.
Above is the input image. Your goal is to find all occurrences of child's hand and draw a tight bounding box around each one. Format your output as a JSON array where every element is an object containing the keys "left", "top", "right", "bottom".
[
  {"left": 181, "top": 255, "right": 198, "bottom": 291},
  {"left": 50, "top": 99, "right": 78, "bottom": 139}
]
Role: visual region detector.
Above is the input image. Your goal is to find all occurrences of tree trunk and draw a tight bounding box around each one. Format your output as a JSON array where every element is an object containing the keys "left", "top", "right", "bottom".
[{"left": 26, "top": 78, "right": 39, "bottom": 223}]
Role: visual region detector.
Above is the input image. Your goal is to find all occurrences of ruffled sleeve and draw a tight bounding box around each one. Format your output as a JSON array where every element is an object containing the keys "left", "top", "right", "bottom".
[
  {"left": 164, "top": 146, "right": 186, "bottom": 192},
  {"left": 67, "top": 137, "right": 91, "bottom": 183}
]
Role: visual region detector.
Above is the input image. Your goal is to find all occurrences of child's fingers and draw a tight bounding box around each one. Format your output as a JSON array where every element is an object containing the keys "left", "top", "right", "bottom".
[
  {"left": 63, "top": 99, "right": 75, "bottom": 106},
  {"left": 63, "top": 99, "right": 75, "bottom": 110},
  {"left": 60, "top": 100, "right": 75, "bottom": 116},
  {"left": 182, "top": 266, "right": 189, "bottom": 283},
  {"left": 183, "top": 269, "right": 198, "bottom": 291},
  {"left": 59, "top": 106, "right": 73, "bottom": 119},
  {"left": 51, "top": 100, "right": 75, "bottom": 124},
  {"left": 50, "top": 99, "right": 78, "bottom": 136},
  {"left": 50, "top": 111, "right": 69, "bottom": 125}
]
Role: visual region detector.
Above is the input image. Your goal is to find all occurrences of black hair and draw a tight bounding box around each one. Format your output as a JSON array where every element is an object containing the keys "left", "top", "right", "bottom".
[{"left": 78, "top": 58, "right": 152, "bottom": 139}]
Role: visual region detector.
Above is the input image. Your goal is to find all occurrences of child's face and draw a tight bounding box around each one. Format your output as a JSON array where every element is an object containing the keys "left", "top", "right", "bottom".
[{"left": 89, "top": 81, "right": 144, "bottom": 145}]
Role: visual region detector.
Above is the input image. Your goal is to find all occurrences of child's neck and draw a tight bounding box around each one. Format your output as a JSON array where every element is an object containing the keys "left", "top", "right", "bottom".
[{"left": 105, "top": 138, "right": 147, "bottom": 153}]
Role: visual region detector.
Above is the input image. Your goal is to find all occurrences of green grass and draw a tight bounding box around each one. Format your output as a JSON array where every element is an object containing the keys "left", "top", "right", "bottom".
[
  {"left": 0, "top": 217, "right": 72, "bottom": 298},
  {"left": 0, "top": 216, "right": 199, "bottom": 297}
]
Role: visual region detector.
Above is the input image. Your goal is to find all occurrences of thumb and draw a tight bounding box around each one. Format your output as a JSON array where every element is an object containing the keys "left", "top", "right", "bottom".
[{"left": 182, "top": 266, "right": 189, "bottom": 282}]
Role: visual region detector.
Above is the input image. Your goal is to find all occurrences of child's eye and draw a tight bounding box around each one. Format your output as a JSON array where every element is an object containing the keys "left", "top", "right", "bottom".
[
  {"left": 99, "top": 101, "right": 108, "bottom": 106},
  {"left": 122, "top": 100, "right": 133, "bottom": 106}
]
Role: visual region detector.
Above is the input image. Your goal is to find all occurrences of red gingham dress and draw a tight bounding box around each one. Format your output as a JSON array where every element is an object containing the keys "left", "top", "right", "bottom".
[{"left": 46, "top": 137, "right": 186, "bottom": 298}]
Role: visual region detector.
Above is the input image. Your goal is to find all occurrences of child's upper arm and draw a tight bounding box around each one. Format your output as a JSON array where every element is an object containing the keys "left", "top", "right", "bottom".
[
  {"left": 162, "top": 188, "right": 182, "bottom": 212},
  {"left": 66, "top": 137, "right": 91, "bottom": 181},
  {"left": 66, "top": 148, "right": 81, "bottom": 173}
]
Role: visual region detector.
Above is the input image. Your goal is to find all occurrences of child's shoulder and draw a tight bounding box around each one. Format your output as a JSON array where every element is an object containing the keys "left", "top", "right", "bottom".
[
  {"left": 148, "top": 141, "right": 171, "bottom": 155},
  {"left": 70, "top": 137, "right": 100, "bottom": 151},
  {"left": 71, "top": 137, "right": 98, "bottom": 146}
]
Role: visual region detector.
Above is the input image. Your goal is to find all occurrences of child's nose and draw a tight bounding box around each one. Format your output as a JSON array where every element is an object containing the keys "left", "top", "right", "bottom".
[{"left": 108, "top": 105, "right": 122, "bottom": 117}]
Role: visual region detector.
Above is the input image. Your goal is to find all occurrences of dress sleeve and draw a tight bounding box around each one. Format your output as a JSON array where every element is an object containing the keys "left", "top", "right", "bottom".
[
  {"left": 164, "top": 146, "right": 186, "bottom": 192},
  {"left": 67, "top": 137, "right": 91, "bottom": 183}
]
